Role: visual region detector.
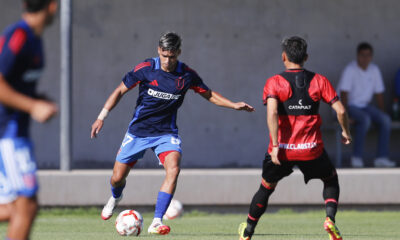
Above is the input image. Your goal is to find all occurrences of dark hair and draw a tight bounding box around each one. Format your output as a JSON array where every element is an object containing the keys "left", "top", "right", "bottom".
[
  {"left": 357, "top": 42, "right": 373, "bottom": 54},
  {"left": 23, "top": 0, "right": 53, "bottom": 13},
  {"left": 281, "top": 36, "right": 308, "bottom": 64},
  {"left": 159, "top": 32, "right": 182, "bottom": 52}
]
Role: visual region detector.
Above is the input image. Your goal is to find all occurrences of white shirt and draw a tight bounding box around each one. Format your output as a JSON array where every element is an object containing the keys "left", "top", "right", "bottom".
[{"left": 337, "top": 60, "right": 385, "bottom": 108}]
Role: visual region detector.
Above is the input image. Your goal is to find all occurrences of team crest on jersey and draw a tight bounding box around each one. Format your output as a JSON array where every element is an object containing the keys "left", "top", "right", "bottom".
[{"left": 175, "top": 77, "right": 184, "bottom": 90}]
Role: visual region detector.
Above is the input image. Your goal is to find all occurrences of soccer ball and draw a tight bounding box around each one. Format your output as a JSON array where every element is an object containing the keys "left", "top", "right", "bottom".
[
  {"left": 163, "top": 199, "right": 183, "bottom": 220},
  {"left": 115, "top": 210, "right": 143, "bottom": 236}
]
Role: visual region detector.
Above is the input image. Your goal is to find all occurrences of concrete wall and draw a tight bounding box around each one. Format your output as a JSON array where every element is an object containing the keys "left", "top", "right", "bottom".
[
  {"left": 1, "top": 0, "right": 400, "bottom": 168},
  {"left": 37, "top": 169, "right": 400, "bottom": 206}
]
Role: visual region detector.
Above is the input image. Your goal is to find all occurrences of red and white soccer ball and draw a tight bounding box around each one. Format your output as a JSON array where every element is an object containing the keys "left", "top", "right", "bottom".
[
  {"left": 115, "top": 210, "right": 144, "bottom": 236},
  {"left": 163, "top": 199, "right": 184, "bottom": 220}
]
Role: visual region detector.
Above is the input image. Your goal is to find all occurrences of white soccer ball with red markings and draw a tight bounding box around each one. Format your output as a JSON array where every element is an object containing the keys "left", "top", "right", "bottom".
[
  {"left": 115, "top": 210, "right": 143, "bottom": 236},
  {"left": 163, "top": 199, "right": 183, "bottom": 220}
]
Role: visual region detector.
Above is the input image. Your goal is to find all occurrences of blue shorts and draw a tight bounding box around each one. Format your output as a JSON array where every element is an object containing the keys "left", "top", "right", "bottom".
[
  {"left": 0, "top": 138, "right": 38, "bottom": 204},
  {"left": 116, "top": 133, "right": 182, "bottom": 165}
]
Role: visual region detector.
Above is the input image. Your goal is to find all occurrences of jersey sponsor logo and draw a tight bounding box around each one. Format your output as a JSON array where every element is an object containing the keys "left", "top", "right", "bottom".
[
  {"left": 279, "top": 142, "right": 317, "bottom": 150},
  {"left": 288, "top": 99, "right": 312, "bottom": 110},
  {"left": 22, "top": 69, "right": 42, "bottom": 82},
  {"left": 175, "top": 77, "right": 184, "bottom": 90},
  {"left": 147, "top": 88, "right": 181, "bottom": 100}
]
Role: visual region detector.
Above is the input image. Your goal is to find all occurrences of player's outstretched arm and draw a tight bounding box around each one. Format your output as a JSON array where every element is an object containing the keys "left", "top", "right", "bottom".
[
  {"left": 331, "top": 100, "right": 352, "bottom": 145},
  {"left": 199, "top": 90, "right": 255, "bottom": 112},
  {"left": 267, "top": 98, "right": 280, "bottom": 165},
  {"left": 0, "top": 74, "right": 57, "bottom": 123},
  {"left": 91, "top": 82, "right": 130, "bottom": 139}
]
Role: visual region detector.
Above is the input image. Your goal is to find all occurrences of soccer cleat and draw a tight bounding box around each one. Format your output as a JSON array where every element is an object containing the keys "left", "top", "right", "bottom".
[
  {"left": 101, "top": 194, "right": 123, "bottom": 220},
  {"left": 324, "top": 217, "right": 343, "bottom": 240},
  {"left": 238, "top": 222, "right": 251, "bottom": 240},
  {"left": 148, "top": 222, "right": 171, "bottom": 235},
  {"left": 374, "top": 157, "right": 396, "bottom": 167}
]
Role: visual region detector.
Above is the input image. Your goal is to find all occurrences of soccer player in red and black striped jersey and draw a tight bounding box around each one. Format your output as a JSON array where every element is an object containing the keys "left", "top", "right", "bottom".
[
  {"left": 238, "top": 37, "right": 351, "bottom": 240},
  {"left": 0, "top": 1, "right": 58, "bottom": 239},
  {"left": 91, "top": 32, "right": 254, "bottom": 235}
]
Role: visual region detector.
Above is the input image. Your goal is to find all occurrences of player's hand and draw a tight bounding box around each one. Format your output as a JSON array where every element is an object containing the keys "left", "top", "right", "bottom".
[
  {"left": 341, "top": 131, "right": 352, "bottom": 145},
  {"left": 91, "top": 119, "right": 104, "bottom": 139},
  {"left": 270, "top": 146, "right": 281, "bottom": 165},
  {"left": 30, "top": 100, "right": 58, "bottom": 123},
  {"left": 233, "top": 102, "right": 255, "bottom": 112}
]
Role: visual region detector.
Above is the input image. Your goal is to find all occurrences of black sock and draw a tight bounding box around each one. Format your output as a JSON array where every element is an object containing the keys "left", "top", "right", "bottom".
[
  {"left": 245, "top": 183, "right": 275, "bottom": 237},
  {"left": 323, "top": 175, "right": 340, "bottom": 222}
]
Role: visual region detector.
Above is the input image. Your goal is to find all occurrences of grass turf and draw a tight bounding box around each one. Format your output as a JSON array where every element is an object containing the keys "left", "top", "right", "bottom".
[{"left": 0, "top": 208, "right": 399, "bottom": 239}]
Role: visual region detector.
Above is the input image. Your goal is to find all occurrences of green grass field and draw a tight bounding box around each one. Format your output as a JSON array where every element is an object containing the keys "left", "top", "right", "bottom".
[{"left": 1, "top": 208, "right": 399, "bottom": 240}]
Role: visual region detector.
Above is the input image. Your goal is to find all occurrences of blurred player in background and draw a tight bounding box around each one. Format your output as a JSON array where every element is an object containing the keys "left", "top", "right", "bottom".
[
  {"left": 0, "top": 0, "right": 58, "bottom": 239},
  {"left": 91, "top": 32, "right": 254, "bottom": 235},
  {"left": 238, "top": 37, "right": 351, "bottom": 240}
]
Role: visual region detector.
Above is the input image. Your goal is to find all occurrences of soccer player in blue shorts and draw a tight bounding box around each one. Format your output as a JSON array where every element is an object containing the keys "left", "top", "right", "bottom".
[
  {"left": 0, "top": 0, "right": 58, "bottom": 239},
  {"left": 91, "top": 32, "right": 255, "bottom": 235}
]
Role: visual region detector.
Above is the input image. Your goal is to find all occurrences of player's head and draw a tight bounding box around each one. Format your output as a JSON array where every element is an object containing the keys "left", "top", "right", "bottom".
[
  {"left": 158, "top": 32, "right": 182, "bottom": 72},
  {"left": 356, "top": 42, "right": 373, "bottom": 69},
  {"left": 23, "top": 0, "right": 58, "bottom": 26},
  {"left": 281, "top": 36, "right": 308, "bottom": 66}
]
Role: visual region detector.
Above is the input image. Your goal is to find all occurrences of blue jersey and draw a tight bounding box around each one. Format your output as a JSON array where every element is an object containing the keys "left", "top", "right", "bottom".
[
  {"left": 0, "top": 20, "right": 44, "bottom": 138},
  {"left": 123, "top": 57, "right": 209, "bottom": 137}
]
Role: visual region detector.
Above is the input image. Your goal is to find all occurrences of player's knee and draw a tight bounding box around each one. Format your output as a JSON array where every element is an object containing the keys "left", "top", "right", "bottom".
[
  {"left": 322, "top": 174, "right": 339, "bottom": 187},
  {"left": 111, "top": 174, "right": 126, "bottom": 186},
  {"left": 167, "top": 165, "right": 180, "bottom": 179}
]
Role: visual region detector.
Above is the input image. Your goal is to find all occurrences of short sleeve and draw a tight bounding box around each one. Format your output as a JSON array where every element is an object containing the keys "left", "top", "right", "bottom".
[
  {"left": 0, "top": 28, "right": 27, "bottom": 78},
  {"left": 337, "top": 64, "right": 353, "bottom": 93},
  {"left": 373, "top": 66, "right": 385, "bottom": 94},
  {"left": 263, "top": 76, "right": 280, "bottom": 105},
  {"left": 189, "top": 68, "right": 209, "bottom": 93},
  {"left": 122, "top": 61, "right": 151, "bottom": 89},
  {"left": 318, "top": 75, "right": 339, "bottom": 104}
]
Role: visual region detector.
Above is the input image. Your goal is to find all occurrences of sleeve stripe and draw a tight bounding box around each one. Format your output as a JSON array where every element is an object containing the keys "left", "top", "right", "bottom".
[
  {"left": 329, "top": 96, "right": 339, "bottom": 105},
  {"left": 190, "top": 86, "right": 208, "bottom": 93},
  {"left": 128, "top": 81, "right": 141, "bottom": 90},
  {"left": 8, "top": 29, "right": 27, "bottom": 54},
  {"left": 0, "top": 36, "right": 5, "bottom": 54},
  {"left": 134, "top": 62, "right": 151, "bottom": 72}
]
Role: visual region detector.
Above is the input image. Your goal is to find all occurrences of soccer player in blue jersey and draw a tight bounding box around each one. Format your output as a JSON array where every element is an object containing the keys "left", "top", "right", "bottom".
[
  {"left": 91, "top": 32, "right": 254, "bottom": 235},
  {"left": 0, "top": 0, "right": 58, "bottom": 239}
]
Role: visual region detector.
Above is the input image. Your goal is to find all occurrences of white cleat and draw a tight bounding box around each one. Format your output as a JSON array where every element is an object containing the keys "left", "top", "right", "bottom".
[
  {"left": 148, "top": 222, "right": 171, "bottom": 235},
  {"left": 101, "top": 194, "right": 123, "bottom": 220},
  {"left": 351, "top": 156, "right": 364, "bottom": 168},
  {"left": 374, "top": 157, "right": 396, "bottom": 167}
]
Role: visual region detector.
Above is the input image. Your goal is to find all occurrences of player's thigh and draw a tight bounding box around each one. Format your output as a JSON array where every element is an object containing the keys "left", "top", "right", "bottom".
[
  {"left": 262, "top": 153, "right": 294, "bottom": 183},
  {"left": 112, "top": 161, "right": 132, "bottom": 182},
  {"left": 297, "top": 150, "right": 336, "bottom": 183},
  {"left": 0, "top": 138, "right": 38, "bottom": 200}
]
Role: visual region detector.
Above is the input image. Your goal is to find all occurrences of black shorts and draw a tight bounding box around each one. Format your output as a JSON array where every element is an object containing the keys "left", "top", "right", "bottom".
[{"left": 262, "top": 150, "right": 337, "bottom": 184}]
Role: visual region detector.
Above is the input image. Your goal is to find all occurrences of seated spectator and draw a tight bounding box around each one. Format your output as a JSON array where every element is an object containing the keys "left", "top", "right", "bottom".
[{"left": 337, "top": 42, "right": 395, "bottom": 168}]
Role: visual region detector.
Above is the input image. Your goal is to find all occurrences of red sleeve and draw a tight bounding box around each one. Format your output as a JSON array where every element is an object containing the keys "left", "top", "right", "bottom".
[
  {"left": 309, "top": 74, "right": 339, "bottom": 105},
  {"left": 8, "top": 28, "right": 27, "bottom": 54},
  {"left": 263, "top": 75, "right": 291, "bottom": 105}
]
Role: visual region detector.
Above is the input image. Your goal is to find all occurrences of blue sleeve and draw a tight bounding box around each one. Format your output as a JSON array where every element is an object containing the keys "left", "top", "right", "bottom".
[
  {"left": 396, "top": 69, "right": 400, "bottom": 97},
  {"left": 189, "top": 70, "right": 210, "bottom": 93},
  {"left": 122, "top": 61, "right": 151, "bottom": 89},
  {"left": 0, "top": 28, "right": 27, "bottom": 78}
]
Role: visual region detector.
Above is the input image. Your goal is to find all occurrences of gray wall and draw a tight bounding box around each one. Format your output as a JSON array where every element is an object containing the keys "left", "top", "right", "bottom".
[{"left": 1, "top": 0, "right": 399, "bottom": 168}]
